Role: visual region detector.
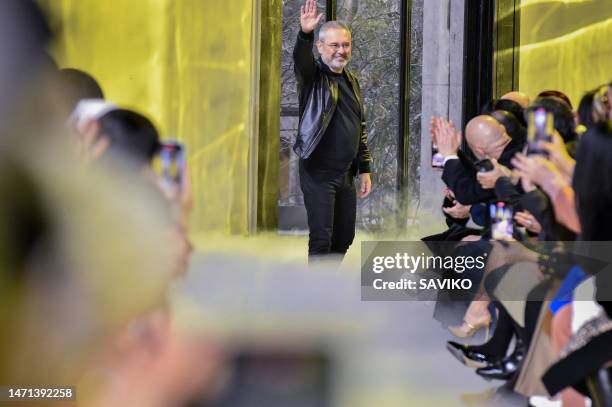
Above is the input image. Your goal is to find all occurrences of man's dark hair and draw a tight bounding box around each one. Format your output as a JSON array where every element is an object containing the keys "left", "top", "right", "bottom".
[
  {"left": 490, "top": 109, "right": 526, "bottom": 143},
  {"left": 98, "top": 109, "right": 160, "bottom": 166},
  {"left": 494, "top": 99, "right": 526, "bottom": 128},
  {"left": 577, "top": 89, "right": 598, "bottom": 130},
  {"left": 482, "top": 98, "right": 526, "bottom": 127},
  {"left": 526, "top": 96, "right": 577, "bottom": 143},
  {"left": 59, "top": 68, "right": 104, "bottom": 109},
  {"left": 537, "top": 90, "right": 573, "bottom": 110}
]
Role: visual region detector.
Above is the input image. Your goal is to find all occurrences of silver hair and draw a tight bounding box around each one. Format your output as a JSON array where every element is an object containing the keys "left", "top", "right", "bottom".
[{"left": 318, "top": 21, "right": 351, "bottom": 42}]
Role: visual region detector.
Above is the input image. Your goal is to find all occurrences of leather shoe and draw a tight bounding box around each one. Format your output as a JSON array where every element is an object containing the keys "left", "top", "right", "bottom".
[
  {"left": 476, "top": 345, "right": 525, "bottom": 381},
  {"left": 446, "top": 341, "right": 502, "bottom": 368}
]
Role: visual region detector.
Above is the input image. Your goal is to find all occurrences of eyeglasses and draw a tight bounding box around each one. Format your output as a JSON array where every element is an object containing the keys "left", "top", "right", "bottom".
[
  {"left": 320, "top": 41, "right": 352, "bottom": 51},
  {"left": 593, "top": 84, "right": 611, "bottom": 121}
]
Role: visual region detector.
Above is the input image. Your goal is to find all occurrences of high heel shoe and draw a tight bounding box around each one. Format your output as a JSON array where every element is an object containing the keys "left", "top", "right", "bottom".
[
  {"left": 446, "top": 341, "right": 503, "bottom": 368},
  {"left": 448, "top": 316, "right": 492, "bottom": 340},
  {"left": 476, "top": 342, "right": 525, "bottom": 381}
]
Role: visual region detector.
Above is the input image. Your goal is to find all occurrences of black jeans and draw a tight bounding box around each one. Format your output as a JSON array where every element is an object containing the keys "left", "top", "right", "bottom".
[{"left": 299, "top": 162, "right": 356, "bottom": 264}]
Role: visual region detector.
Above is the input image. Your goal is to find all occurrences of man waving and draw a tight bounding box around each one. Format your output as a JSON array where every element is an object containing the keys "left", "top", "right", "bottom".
[{"left": 293, "top": 0, "right": 372, "bottom": 264}]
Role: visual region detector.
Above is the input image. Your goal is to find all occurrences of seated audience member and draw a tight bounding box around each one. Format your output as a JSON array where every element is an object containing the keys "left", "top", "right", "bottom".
[
  {"left": 427, "top": 116, "right": 524, "bottom": 341},
  {"left": 433, "top": 115, "right": 524, "bottom": 206},
  {"left": 592, "top": 81, "right": 612, "bottom": 123},
  {"left": 489, "top": 109, "right": 526, "bottom": 143},
  {"left": 427, "top": 109, "right": 526, "bottom": 243},
  {"left": 445, "top": 96, "right": 581, "bottom": 390},
  {"left": 576, "top": 89, "right": 598, "bottom": 132},
  {"left": 501, "top": 91, "right": 530, "bottom": 109},
  {"left": 59, "top": 67, "right": 105, "bottom": 111},
  {"left": 528, "top": 96, "right": 578, "bottom": 144},
  {"left": 1, "top": 2, "right": 219, "bottom": 405},
  {"left": 539, "top": 120, "right": 612, "bottom": 405},
  {"left": 96, "top": 109, "right": 193, "bottom": 278},
  {"left": 485, "top": 91, "right": 530, "bottom": 127},
  {"left": 97, "top": 109, "right": 161, "bottom": 168},
  {"left": 538, "top": 90, "right": 573, "bottom": 111},
  {"left": 71, "top": 108, "right": 192, "bottom": 279}
]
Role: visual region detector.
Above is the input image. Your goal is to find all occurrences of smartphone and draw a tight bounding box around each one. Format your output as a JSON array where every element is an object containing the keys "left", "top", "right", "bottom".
[
  {"left": 490, "top": 201, "right": 513, "bottom": 241},
  {"left": 158, "top": 140, "right": 185, "bottom": 198},
  {"left": 431, "top": 142, "right": 445, "bottom": 169},
  {"left": 526, "top": 108, "right": 553, "bottom": 156},
  {"left": 474, "top": 158, "right": 494, "bottom": 173}
]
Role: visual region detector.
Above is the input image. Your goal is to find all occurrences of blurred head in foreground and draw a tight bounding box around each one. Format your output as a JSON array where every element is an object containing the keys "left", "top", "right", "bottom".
[{"left": 0, "top": 1, "right": 215, "bottom": 404}]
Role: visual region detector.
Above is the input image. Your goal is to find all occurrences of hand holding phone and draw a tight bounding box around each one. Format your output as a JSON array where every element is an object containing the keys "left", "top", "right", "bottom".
[
  {"left": 431, "top": 143, "right": 445, "bottom": 168},
  {"left": 474, "top": 158, "right": 494, "bottom": 173},
  {"left": 526, "top": 108, "right": 553, "bottom": 156},
  {"left": 158, "top": 140, "right": 185, "bottom": 199},
  {"left": 490, "top": 201, "right": 514, "bottom": 241}
]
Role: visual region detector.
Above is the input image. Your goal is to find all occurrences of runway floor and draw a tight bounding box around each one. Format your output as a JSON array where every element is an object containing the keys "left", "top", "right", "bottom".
[{"left": 170, "top": 232, "right": 528, "bottom": 407}]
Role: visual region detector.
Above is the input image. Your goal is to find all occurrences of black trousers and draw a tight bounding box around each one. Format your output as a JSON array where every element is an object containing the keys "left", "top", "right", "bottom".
[{"left": 299, "top": 162, "right": 356, "bottom": 263}]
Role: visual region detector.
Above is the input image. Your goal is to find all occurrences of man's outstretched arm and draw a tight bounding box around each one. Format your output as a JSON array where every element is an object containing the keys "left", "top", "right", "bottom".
[{"left": 293, "top": 0, "right": 323, "bottom": 83}]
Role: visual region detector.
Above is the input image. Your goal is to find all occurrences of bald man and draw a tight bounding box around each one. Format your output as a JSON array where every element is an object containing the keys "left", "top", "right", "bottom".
[
  {"left": 500, "top": 91, "right": 530, "bottom": 109},
  {"left": 433, "top": 115, "right": 525, "bottom": 205}
]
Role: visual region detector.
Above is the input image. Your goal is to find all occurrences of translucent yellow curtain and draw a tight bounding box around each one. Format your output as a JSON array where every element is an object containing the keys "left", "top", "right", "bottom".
[
  {"left": 39, "top": 0, "right": 258, "bottom": 235},
  {"left": 519, "top": 1, "right": 612, "bottom": 106}
]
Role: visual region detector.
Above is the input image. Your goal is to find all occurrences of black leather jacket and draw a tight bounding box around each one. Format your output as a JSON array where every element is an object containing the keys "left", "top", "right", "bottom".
[{"left": 292, "top": 30, "right": 372, "bottom": 175}]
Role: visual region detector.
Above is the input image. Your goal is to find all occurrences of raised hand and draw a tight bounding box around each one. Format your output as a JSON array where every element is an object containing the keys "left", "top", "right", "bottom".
[
  {"left": 538, "top": 130, "right": 575, "bottom": 179},
  {"left": 432, "top": 116, "right": 461, "bottom": 157},
  {"left": 300, "top": 0, "right": 324, "bottom": 34}
]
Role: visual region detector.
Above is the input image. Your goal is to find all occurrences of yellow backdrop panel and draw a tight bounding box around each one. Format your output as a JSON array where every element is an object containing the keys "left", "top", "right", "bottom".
[
  {"left": 39, "top": 0, "right": 257, "bottom": 235},
  {"left": 519, "top": 1, "right": 612, "bottom": 106}
]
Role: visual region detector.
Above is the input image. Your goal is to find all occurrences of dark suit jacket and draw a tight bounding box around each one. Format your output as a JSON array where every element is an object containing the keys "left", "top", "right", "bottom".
[{"left": 442, "top": 136, "right": 525, "bottom": 205}]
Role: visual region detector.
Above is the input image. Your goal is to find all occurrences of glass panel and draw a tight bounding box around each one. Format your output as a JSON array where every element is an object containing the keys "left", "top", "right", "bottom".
[
  {"left": 518, "top": 0, "right": 612, "bottom": 107},
  {"left": 337, "top": 0, "right": 402, "bottom": 232},
  {"left": 279, "top": 0, "right": 402, "bottom": 232}
]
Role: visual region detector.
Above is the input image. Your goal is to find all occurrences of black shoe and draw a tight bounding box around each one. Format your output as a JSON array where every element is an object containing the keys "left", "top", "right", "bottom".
[
  {"left": 446, "top": 341, "right": 503, "bottom": 368},
  {"left": 476, "top": 346, "right": 525, "bottom": 381}
]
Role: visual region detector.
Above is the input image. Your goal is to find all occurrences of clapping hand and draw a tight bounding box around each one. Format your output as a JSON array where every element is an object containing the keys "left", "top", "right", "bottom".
[{"left": 431, "top": 116, "right": 461, "bottom": 157}]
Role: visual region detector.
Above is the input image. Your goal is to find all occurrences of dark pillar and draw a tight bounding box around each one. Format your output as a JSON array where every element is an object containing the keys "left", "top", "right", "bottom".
[
  {"left": 462, "top": 0, "right": 494, "bottom": 130},
  {"left": 397, "top": 0, "right": 413, "bottom": 230},
  {"left": 493, "top": 0, "right": 521, "bottom": 98}
]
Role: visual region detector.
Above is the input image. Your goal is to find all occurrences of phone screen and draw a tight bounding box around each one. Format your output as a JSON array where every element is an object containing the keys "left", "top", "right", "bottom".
[
  {"left": 527, "top": 108, "right": 553, "bottom": 156},
  {"left": 157, "top": 140, "right": 185, "bottom": 198},
  {"left": 431, "top": 142, "right": 444, "bottom": 169},
  {"left": 474, "top": 159, "right": 494, "bottom": 173},
  {"left": 490, "top": 201, "right": 513, "bottom": 240}
]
